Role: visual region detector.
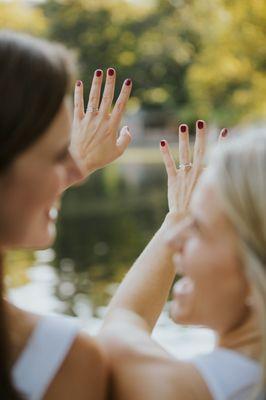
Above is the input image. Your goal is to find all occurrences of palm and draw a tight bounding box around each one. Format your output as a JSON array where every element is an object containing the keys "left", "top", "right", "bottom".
[{"left": 70, "top": 69, "right": 132, "bottom": 177}]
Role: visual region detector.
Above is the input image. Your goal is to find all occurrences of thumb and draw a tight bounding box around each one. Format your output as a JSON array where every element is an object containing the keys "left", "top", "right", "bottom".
[{"left": 116, "top": 126, "right": 132, "bottom": 152}]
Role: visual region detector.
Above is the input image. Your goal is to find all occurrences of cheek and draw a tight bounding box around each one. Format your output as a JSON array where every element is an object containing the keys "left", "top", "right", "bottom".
[
  {"left": 184, "top": 238, "right": 247, "bottom": 314},
  {"left": 0, "top": 167, "right": 62, "bottom": 247}
]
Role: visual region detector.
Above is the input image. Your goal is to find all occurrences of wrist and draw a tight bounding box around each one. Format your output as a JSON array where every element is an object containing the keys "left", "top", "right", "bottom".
[{"left": 162, "top": 211, "right": 186, "bottom": 229}]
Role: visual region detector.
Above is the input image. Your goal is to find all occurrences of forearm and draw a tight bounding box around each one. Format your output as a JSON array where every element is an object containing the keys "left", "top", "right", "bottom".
[{"left": 104, "top": 212, "right": 182, "bottom": 331}]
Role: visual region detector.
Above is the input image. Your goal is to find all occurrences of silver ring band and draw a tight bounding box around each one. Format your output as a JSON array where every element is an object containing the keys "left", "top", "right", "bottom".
[
  {"left": 179, "top": 162, "right": 192, "bottom": 171},
  {"left": 87, "top": 106, "right": 99, "bottom": 113}
]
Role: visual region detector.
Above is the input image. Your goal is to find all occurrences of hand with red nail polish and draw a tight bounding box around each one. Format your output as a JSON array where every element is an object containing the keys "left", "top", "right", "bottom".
[
  {"left": 70, "top": 68, "right": 133, "bottom": 182},
  {"left": 159, "top": 120, "right": 209, "bottom": 213}
]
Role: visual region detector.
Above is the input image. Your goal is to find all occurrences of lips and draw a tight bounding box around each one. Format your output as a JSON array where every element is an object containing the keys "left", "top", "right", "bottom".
[{"left": 173, "top": 253, "right": 184, "bottom": 275}]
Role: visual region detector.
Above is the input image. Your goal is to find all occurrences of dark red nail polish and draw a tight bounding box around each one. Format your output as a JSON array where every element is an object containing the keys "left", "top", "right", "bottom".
[
  {"left": 180, "top": 124, "right": 187, "bottom": 133},
  {"left": 160, "top": 140, "right": 166, "bottom": 147},
  {"left": 108, "top": 68, "right": 115, "bottom": 76},
  {"left": 197, "top": 120, "right": 204, "bottom": 130},
  {"left": 96, "top": 69, "right": 102, "bottom": 77},
  {"left": 222, "top": 128, "right": 228, "bottom": 137},
  {"left": 125, "top": 78, "right": 132, "bottom": 86},
  {"left": 76, "top": 80, "right": 82, "bottom": 87}
]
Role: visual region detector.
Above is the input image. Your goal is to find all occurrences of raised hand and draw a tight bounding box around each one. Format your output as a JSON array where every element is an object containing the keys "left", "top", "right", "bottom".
[
  {"left": 70, "top": 68, "right": 132, "bottom": 178},
  {"left": 160, "top": 121, "right": 228, "bottom": 214}
]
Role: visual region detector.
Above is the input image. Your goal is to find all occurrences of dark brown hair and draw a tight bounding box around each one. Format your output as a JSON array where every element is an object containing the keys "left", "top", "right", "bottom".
[{"left": 0, "top": 30, "right": 76, "bottom": 399}]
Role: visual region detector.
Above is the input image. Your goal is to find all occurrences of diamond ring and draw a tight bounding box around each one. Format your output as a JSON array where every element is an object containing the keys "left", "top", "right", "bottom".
[
  {"left": 179, "top": 162, "right": 192, "bottom": 171},
  {"left": 87, "top": 106, "right": 99, "bottom": 113}
]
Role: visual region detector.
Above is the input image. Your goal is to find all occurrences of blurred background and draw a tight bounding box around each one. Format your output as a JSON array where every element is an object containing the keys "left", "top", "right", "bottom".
[{"left": 1, "top": 0, "right": 266, "bottom": 353}]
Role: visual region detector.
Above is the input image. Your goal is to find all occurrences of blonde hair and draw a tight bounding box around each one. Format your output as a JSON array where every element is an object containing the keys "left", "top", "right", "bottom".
[{"left": 210, "top": 132, "right": 266, "bottom": 395}]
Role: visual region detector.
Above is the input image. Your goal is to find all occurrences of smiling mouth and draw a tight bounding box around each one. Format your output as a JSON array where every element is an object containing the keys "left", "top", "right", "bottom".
[
  {"left": 48, "top": 207, "right": 58, "bottom": 221},
  {"left": 46, "top": 199, "right": 61, "bottom": 222},
  {"left": 173, "top": 277, "right": 194, "bottom": 297}
]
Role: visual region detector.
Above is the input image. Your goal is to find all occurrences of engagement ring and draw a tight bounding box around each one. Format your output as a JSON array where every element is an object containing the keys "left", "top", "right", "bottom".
[
  {"left": 87, "top": 106, "right": 99, "bottom": 113},
  {"left": 179, "top": 162, "right": 192, "bottom": 171}
]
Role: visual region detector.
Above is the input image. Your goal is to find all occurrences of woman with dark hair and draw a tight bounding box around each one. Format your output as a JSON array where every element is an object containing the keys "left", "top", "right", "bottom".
[{"left": 0, "top": 30, "right": 132, "bottom": 399}]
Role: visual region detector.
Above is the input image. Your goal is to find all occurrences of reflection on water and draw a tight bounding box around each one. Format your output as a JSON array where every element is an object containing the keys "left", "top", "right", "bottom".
[{"left": 53, "top": 162, "right": 168, "bottom": 316}]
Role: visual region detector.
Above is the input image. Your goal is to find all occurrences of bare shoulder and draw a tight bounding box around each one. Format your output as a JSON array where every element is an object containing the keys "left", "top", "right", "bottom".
[
  {"left": 44, "top": 332, "right": 108, "bottom": 400},
  {"left": 101, "top": 319, "right": 212, "bottom": 400}
]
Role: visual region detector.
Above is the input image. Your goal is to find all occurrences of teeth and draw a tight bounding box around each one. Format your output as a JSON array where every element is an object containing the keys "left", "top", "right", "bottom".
[
  {"left": 173, "top": 277, "right": 194, "bottom": 295},
  {"left": 49, "top": 207, "right": 58, "bottom": 221}
]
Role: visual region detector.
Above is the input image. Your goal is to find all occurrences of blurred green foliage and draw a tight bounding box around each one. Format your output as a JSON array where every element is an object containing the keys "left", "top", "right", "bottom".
[
  {"left": 1, "top": 0, "right": 265, "bottom": 304},
  {"left": 1, "top": 0, "right": 265, "bottom": 126}
]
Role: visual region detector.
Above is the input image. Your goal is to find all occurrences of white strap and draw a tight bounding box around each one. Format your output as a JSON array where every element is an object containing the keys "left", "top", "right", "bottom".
[
  {"left": 12, "top": 314, "right": 81, "bottom": 400},
  {"left": 191, "top": 347, "right": 262, "bottom": 400}
]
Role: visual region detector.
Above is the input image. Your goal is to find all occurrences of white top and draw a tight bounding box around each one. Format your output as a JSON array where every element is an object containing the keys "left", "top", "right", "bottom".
[
  {"left": 191, "top": 347, "right": 262, "bottom": 400},
  {"left": 12, "top": 314, "right": 81, "bottom": 400}
]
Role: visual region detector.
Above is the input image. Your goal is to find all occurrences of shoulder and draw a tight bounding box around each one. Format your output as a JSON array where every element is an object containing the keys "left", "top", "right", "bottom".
[
  {"left": 44, "top": 332, "right": 108, "bottom": 400},
  {"left": 100, "top": 316, "right": 212, "bottom": 400}
]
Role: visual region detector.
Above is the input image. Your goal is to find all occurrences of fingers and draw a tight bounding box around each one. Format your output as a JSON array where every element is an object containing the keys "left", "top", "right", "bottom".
[
  {"left": 110, "top": 78, "right": 132, "bottom": 129},
  {"left": 193, "top": 120, "right": 206, "bottom": 166},
  {"left": 116, "top": 126, "right": 132, "bottom": 153},
  {"left": 98, "top": 67, "right": 116, "bottom": 116},
  {"left": 218, "top": 128, "right": 228, "bottom": 142},
  {"left": 178, "top": 124, "right": 190, "bottom": 165},
  {"left": 86, "top": 69, "right": 103, "bottom": 117},
  {"left": 160, "top": 140, "right": 177, "bottom": 179},
  {"left": 74, "top": 80, "right": 85, "bottom": 120}
]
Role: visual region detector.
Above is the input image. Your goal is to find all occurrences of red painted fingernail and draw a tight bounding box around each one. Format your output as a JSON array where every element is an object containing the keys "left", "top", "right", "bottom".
[
  {"left": 125, "top": 78, "right": 132, "bottom": 86},
  {"left": 197, "top": 120, "right": 204, "bottom": 130},
  {"left": 95, "top": 69, "right": 102, "bottom": 77},
  {"left": 222, "top": 128, "right": 228, "bottom": 137},
  {"left": 160, "top": 140, "right": 166, "bottom": 147},
  {"left": 180, "top": 124, "right": 187, "bottom": 133},
  {"left": 108, "top": 68, "right": 115, "bottom": 76},
  {"left": 76, "top": 80, "right": 82, "bottom": 87}
]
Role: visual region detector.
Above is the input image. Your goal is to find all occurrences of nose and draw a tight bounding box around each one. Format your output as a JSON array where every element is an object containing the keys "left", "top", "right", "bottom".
[
  {"left": 65, "top": 152, "right": 84, "bottom": 189},
  {"left": 165, "top": 217, "right": 192, "bottom": 253}
]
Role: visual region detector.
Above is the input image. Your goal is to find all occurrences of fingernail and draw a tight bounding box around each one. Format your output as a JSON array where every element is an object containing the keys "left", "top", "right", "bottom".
[
  {"left": 197, "top": 120, "right": 204, "bottom": 130},
  {"left": 95, "top": 69, "right": 102, "bottom": 77},
  {"left": 222, "top": 128, "right": 228, "bottom": 137},
  {"left": 108, "top": 68, "right": 115, "bottom": 76},
  {"left": 180, "top": 124, "right": 187, "bottom": 133},
  {"left": 160, "top": 140, "right": 166, "bottom": 147},
  {"left": 76, "top": 80, "right": 82, "bottom": 87},
  {"left": 125, "top": 78, "right": 132, "bottom": 86}
]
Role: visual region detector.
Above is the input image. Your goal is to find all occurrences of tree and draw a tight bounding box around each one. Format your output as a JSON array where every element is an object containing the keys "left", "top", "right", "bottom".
[{"left": 0, "top": 0, "right": 47, "bottom": 35}]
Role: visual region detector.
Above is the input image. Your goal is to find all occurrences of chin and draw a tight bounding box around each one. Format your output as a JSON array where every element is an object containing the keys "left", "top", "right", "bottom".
[
  {"left": 22, "top": 224, "right": 57, "bottom": 250},
  {"left": 169, "top": 301, "right": 195, "bottom": 325},
  {"left": 38, "top": 231, "right": 56, "bottom": 249}
]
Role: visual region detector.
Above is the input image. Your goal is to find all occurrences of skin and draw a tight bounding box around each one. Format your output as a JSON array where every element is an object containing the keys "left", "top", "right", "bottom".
[
  {"left": 169, "top": 172, "right": 249, "bottom": 334},
  {"left": 100, "top": 123, "right": 261, "bottom": 399},
  {"left": 0, "top": 68, "right": 132, "bottom": 400},
  {"left": 1, "top": 61, "right": 261, "bottom": 397}
]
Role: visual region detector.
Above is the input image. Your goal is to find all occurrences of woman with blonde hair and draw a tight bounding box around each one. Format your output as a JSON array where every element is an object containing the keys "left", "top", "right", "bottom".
[{"left": 100, "top": 129, "right": 265, "bottom": 399}]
